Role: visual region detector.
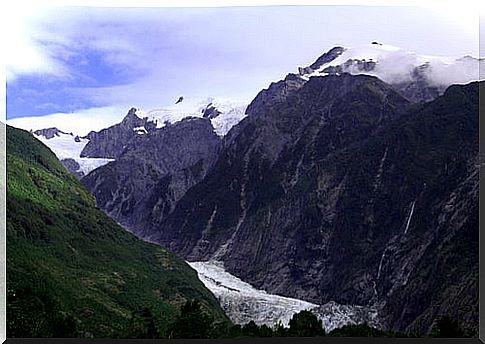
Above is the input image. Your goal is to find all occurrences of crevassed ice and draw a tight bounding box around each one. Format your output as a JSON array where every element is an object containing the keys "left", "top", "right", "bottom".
[{"left": 188, "top": 260, "right": 381, "bottom": 332}]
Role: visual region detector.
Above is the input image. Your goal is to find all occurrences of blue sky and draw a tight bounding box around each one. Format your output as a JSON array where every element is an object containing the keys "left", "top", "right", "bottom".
[{"left": 4, "top": 3, "right": 481, "bottom": 132}]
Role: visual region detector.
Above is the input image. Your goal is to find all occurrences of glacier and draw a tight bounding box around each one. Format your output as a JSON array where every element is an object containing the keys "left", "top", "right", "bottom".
[
  {"left": 34, "top": 131, "right": 114, "bottom": 175},
  {"left": 188, "top": 260, "right": 381, "bottom": 332}
]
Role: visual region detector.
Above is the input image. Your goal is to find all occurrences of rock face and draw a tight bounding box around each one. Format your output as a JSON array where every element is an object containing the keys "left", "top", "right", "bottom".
[
  {"left": 391, "top": 64, "right": 444, "bottom": 103},
  {"left": 60, "top": 158, "right": 84, "bottom": 179},
  {"left": 81, "top": 107, "right": 157, "bottom": 159},
  {"left": 154, "top": 73, "right": 410, "bottom": 260},
  {"left": 33, "top": 127, "right": 69, "bottom": 139},
  {"left": 81, "top": 117, "right": 221, "bottom": 237},
  {"left": 202, "top": 103, "right": 222, "bottom": 119},
  {"left": 149, "top": 77, "right": 478, "bottom": 334}
]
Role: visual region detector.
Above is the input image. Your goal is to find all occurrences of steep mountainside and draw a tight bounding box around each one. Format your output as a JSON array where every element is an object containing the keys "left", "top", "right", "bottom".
[
  {"left": 150, "top": 77, "right": 478, "bottom": 334},
  {"left": 6, "top": 125, "right": 228, "bottom": 338},
  {"left": 154, "top": 73, "right": 410, "bottom": 258},
  {"left": 81, "top": 117, "right": 221, "bottom": 237}
]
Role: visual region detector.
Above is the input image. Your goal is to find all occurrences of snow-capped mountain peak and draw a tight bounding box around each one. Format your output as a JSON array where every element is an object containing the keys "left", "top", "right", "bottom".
[{"left": 299, "top": 42, "right": 482, "bottom": 89}]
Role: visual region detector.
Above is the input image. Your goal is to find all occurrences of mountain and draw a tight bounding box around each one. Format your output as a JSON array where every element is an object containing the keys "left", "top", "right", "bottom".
[
  {"left": 146, "top": 76, "right": 478, "bottom": 335},
  {"left": 297, "top": 43, "right": 482, "bottom": 102},
  {"left": 6, "top": 125, "right": 228, "bottom": 338},
  {"left": 80, "top": 107, "right": 157, "bottom": 159},
  {"left": 55, "top": 43, "right": 479, "bottom": 335},
  {"left": 81, "top": 117, "right": 221, "bottom": 238},
  {"left": 23, "top": 97, "right": 247, "bottom": 180},
  {"left": 153, "top": 73, "right": 411, "bottom": 258},
  {"left": 80, "top": 98, "right": 247, "bottom": 160}
]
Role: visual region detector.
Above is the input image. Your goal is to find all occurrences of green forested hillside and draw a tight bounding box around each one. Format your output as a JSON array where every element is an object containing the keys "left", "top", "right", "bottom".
[{"left": 6, "top": 125, "right": 228, "bottom": 338}]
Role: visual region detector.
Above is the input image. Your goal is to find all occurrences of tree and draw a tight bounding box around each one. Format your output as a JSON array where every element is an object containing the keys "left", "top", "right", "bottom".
[
  {"left": 433, "top": 315, "right": 464, "bottom": 338},
  {"left": 272, "top": 321, "right": 288, "bottom": 337},
  {"left": 242, "top": 320, "right": 260, "bottom": 337},
  {"left": 259, "top": 324, "right": 274, "bottom": 337},
  {"left": 169, "top": 300, "right": 214, "bottom": 339},
  {"left": 128, "top": 306, "right": 160, "bottom": 338},
  {"left": 287, "top": 310, "right": 325, "bottom": 337},
  {"left": 328, "top": 323, "right": 391, "bottom": 337}
]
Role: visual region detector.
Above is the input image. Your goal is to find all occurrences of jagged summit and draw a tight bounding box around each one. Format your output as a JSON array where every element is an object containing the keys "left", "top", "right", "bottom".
[{"left": 33, "top": 127, "right": 70, "bottom": 140}]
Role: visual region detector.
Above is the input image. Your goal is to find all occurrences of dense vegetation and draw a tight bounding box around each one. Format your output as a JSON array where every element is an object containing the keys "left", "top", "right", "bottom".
[
  {"left": 161, "top": 302, "right": 467, "bottom": 339},
  {"left": 6, "top": 125, "right": 228, "bottom": 338}
]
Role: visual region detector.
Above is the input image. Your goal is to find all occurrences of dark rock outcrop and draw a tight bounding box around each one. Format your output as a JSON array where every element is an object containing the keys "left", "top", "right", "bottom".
[
  {"left": 308, "top": 46, "right": 345, "bottom": 71},
  {"left": 60, "top": 158, "right": 84, "bottom": 179},
  {"left": 202, "top": 103, "right": 222, "bottom": 119},
  {"left": 33, "top": 127, "right": 68, "bottom": 139},
  {"left": 81, "top": 108, "right": 156, "bottom": 159}
]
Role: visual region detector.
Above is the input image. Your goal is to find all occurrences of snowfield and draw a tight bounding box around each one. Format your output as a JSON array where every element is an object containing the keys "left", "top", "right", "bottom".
[
  {"left": 34, "top": 132, "right": 114, "bottom": 175},
  {"left": 35, "top": 132, "right": 88, "bottom": 160},
  {"left": 188, "top": 260, "right": 381, "bottom": 332},
  {"left": 135, "top": 97, "right": 248, "bottom": 136}
]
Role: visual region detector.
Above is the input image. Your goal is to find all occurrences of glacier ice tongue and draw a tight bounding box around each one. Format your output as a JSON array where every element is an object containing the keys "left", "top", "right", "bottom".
[{"left": 188, "top": 261, "right": 382, "bottom": 332}]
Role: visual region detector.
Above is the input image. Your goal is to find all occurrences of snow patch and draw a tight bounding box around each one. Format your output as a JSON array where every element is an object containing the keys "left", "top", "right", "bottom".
[
  {"left": 188, "top": 261, "right": 316, "bottom": 327},
  {"left": 133, "top": 126, "right": 147, "bottom": 134},
  {"left": 75, "top": 157, "right": 115, "bottom": 175}
]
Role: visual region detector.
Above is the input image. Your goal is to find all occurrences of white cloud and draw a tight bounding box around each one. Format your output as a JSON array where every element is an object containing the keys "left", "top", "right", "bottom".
[
  {"left": 2, "top": 5, "right": 71, "bottom": 81},
  {"left": 6, "top": 106, "right": 127, "bottom": 136}
]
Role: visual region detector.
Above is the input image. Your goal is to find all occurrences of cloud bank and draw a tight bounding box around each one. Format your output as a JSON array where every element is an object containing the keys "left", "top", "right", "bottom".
[
  {"left": 4, "top": 5, "right": 480, "bottom": 133},
  {"left": 7, "top": 106, "right": 126, "bottom": 136}
]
